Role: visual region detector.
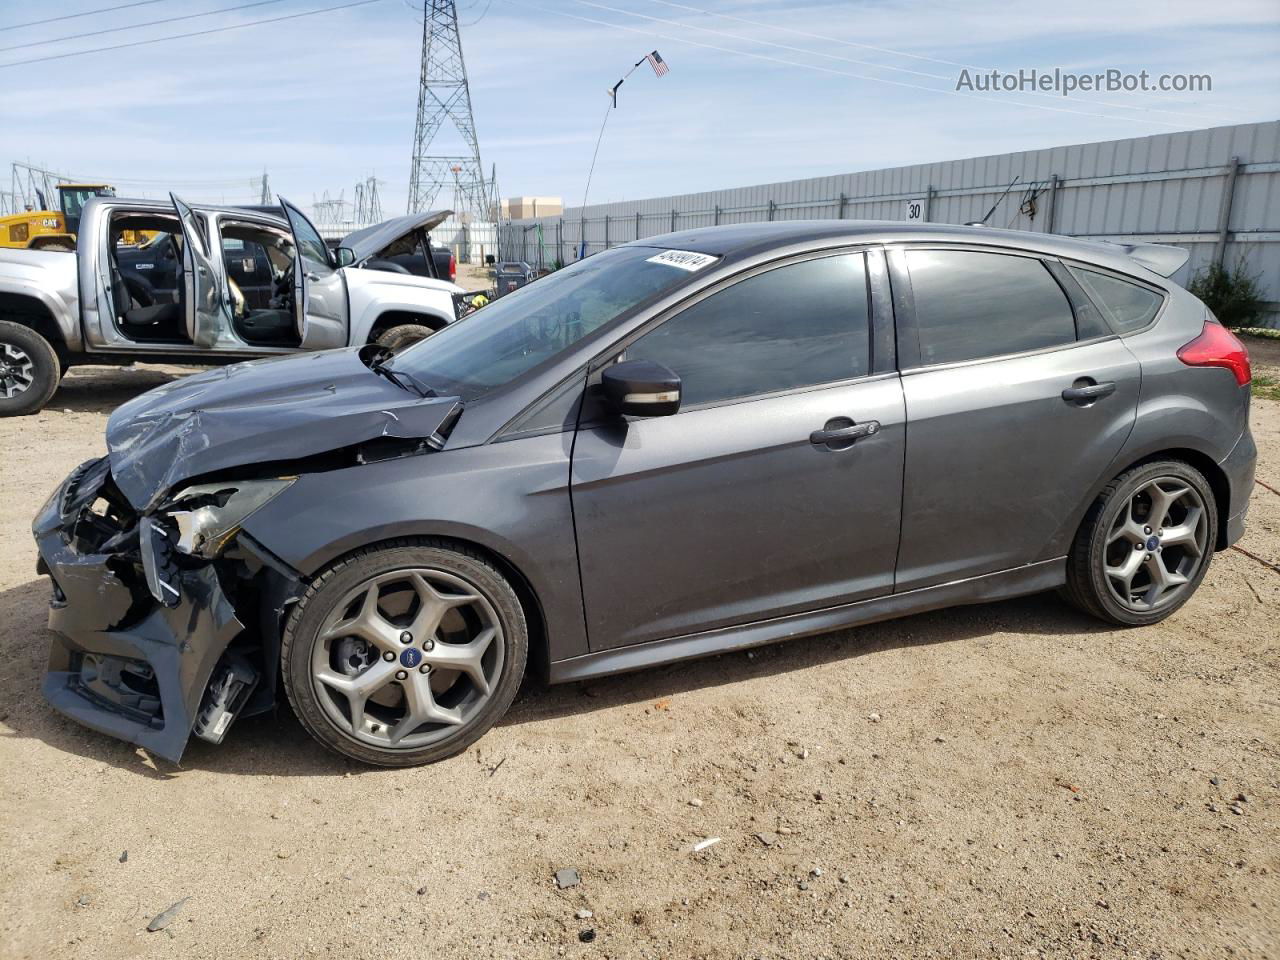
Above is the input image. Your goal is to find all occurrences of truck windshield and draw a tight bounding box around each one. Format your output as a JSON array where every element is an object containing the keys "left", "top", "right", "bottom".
[{"left": 390, "top": 246, "right": 713, "bottom": 400}]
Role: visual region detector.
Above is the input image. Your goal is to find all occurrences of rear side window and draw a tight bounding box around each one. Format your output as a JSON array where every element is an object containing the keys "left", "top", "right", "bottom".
[
  {"left": 625, "top": 253, "right": 871, "bottom": 407},
  {"left": 1068, "top": 266, "right": 1163, "bottom": 333},
  {"left": 906, "top": 250, "right": 1076, "bottom": 365}
]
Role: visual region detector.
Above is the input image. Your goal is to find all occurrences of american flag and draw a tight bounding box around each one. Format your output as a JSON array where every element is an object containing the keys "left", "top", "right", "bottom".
[{"left": 645, "top": 50, "right": 669, "bottom": 77}]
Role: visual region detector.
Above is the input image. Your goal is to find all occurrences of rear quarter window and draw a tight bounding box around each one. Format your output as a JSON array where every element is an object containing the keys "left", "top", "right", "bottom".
[
  {"left": 1067, "top": 266, "right": 1164, "bottom": 333},
  {"left": 905, "top": 249, "right": 1077, "bottom": 365}
]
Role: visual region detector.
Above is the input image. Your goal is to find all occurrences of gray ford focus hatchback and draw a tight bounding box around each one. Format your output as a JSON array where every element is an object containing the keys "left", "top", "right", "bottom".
[{"left": 34, "top": 221, "right": 1256, "bottom": 766}]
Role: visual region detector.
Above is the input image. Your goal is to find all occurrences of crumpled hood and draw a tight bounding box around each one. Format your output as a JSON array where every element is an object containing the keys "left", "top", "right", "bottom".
[{"left": 106, "top": 349, "right": 460, "bottom": 510}]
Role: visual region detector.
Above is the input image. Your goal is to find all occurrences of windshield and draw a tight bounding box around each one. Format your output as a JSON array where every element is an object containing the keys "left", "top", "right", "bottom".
[{"left": 390, "top": 246, "right": 711, "bottom": 401}]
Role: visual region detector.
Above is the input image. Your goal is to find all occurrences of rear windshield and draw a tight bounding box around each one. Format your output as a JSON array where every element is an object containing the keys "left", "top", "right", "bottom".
[{"left": 391, "top": 246, "right": 712, "bottom": 401}]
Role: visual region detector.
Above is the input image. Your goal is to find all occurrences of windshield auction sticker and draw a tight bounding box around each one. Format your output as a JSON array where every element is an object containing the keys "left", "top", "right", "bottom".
[{"left": 646, "top": 250, "right": 719, "bottom": 271}]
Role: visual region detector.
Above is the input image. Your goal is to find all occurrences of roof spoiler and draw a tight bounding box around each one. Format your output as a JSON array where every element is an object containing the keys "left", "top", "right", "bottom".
[{"left": 1105, "top": 241, "right": 1189, "bottom": 278}]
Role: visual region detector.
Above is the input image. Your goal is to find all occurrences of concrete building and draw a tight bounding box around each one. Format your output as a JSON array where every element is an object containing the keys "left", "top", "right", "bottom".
[{"left": 503, "top": 196, "right": 564, "bottom": 219}]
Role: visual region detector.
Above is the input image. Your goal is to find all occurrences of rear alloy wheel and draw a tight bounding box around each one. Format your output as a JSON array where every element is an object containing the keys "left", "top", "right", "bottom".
[
  {"left": 1062, "top": 461, "right": 1217, "bottom": 626},
  {"left": 282, "top": 541, "right": 527, "bottom": 766},
  {"left": 0, "top": 320, "right": 61, "bottom": 417}
]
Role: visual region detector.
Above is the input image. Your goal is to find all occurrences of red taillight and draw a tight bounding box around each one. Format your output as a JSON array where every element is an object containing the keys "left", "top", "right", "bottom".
[
  {"left": 449, "top": 255, "right": 457, "bottom": 280},
  {"left": 1177, "top": 320, "right": 1251, "bottom": 386}
]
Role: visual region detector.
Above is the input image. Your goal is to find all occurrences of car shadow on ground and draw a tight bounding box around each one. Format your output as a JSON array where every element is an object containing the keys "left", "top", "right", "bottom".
[
  {"left": 49, "top": 365, "right": 200, "bottom": 415},
  {"left": 0, "top": 575, "right": 1111, "bottom": 779}
]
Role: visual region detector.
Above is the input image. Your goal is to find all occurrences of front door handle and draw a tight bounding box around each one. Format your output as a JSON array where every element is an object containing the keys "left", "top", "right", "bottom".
[
  {"left": 1062, "top": 380, "right": 1116, "bottom": 404},
  {"left": 810, "top": 418, "right": 880, "bottom": 448}
]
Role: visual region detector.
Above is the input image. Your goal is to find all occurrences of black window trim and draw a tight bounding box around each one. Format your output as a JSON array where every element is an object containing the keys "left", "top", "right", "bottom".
[
  {"left": 1059, "top": 257, "right": 1170, "bottom": 338},
  {"left": 1042, "top": 258, "right": 1119, "bottom": 347},
  {"left": 583, "top": 244, "right": 891, "bottom": 416},
  {"left": 887, "top": 241, "right": 1106, "bottom": 374}
]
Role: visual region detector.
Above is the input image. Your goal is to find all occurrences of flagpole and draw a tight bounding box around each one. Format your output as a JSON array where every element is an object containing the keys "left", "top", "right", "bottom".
[{"left": 578, "top": 57, "right": 648, "bottom": 259}]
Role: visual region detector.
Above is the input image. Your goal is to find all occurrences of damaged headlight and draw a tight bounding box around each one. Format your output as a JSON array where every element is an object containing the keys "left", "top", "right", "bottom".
[{"left": 155, "top": 478, "right": 295, "bottom": 559}]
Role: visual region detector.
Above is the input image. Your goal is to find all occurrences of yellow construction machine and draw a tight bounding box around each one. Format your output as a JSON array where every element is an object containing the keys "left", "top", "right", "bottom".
[{"left": 0, "top": 183, "right": 150, "bottom": 251}]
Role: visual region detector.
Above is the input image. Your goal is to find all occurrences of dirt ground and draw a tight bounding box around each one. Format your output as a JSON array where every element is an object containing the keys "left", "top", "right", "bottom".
[
  {"left": 456, "top": 260, "right": 494, "bottom": 292},
  {"left": 0, "top": 351, "right": 1277, "bottom": 960}
]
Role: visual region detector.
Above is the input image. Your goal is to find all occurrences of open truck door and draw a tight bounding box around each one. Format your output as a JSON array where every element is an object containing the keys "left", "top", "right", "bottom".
[
  {"left": 279, "top": 197, "right": 347, "bottom": 350},
  {"left": 171, "top": 193, "right": 226, "bottom": 349}
]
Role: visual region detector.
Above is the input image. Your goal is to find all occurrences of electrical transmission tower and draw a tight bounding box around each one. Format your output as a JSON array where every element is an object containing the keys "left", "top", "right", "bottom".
[
  {"left": 354, "top": 174, "right": 383, "bottom": 226},
  {"left": 259, "top": 172, "right": 272, "bottom": 205},
  {"left": 10, "top": 162, "right": 71, "bottom": 211},
  {"left": 407, "top": 1, "right": 492, "bottom": 221}
]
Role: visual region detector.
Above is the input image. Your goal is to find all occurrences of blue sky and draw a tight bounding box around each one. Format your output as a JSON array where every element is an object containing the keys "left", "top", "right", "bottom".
[{"left": 1, "top": 0, "right": 1277, "bottom": 220}]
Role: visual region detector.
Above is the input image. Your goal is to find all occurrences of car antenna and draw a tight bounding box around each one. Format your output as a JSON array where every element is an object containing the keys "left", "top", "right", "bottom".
[{"left": 967, "top": 175, "right": 1021, "bottom": 227}]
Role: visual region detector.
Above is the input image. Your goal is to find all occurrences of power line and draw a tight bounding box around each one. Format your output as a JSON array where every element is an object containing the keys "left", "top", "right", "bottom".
[
  {"left": 640, "top": 0, "right": 1235, "bottom": 115},
  {"left": 3, "top": 0, "right": 164, "bottom": 31},
  {"left": 572, "top": 0, "right": 1219, "bottom": 123},
  {"left": 0, "top": 0, "right": 291, "bottom": 55},
  {"left": 502, "top": 0, "right": 1186, "bottom": 128},
  {"left": 0, "top": 0, "right": 384, "bottom": 69},
  {"left": 459, "top": 0, "right": 493, "bottom": 26}
]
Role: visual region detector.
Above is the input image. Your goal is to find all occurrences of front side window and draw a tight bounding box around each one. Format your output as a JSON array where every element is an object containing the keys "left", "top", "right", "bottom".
[
  {"left": 282, "top": 202, "right": 331, "bottom": 271},
  {"left": 1068, "top": 266, "right": 1164, "bottom": 333},
  {"left": 906, "top": 249, "right": 1076, "bottom": 365},
  {"left": 626, "top": 253, "right": 870, "bottom": 407},
  {"left": 391, "top": 245, "right": 713, "bottom": 401}
]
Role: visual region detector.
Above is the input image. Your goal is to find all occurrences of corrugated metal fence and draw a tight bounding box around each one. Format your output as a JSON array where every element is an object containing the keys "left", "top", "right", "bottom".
[{"left": 499, "top": 121, "right": 1280, "bottom": 317}]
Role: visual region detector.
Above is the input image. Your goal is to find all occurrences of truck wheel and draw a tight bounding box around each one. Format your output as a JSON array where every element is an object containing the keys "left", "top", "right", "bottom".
[
  {"left": 0, "top": 320, "right": 60, "bottom": 417},
  {"left": 376, "top": 323, "right": 436, "bottom": 354}
]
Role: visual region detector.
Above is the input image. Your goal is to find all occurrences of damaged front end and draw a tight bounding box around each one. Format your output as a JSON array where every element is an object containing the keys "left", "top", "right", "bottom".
[
  {"left": 34, "top": 348, "right": 466, "bottom": 762},
  {"left": 34, "top": 457, "right": 302, "bottom": 763}
]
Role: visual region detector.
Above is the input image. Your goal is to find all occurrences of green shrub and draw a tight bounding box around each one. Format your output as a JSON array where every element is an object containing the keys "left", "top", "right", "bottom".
[{"left": 1187, "top": 260, "right": 1268, "bottom": 329}]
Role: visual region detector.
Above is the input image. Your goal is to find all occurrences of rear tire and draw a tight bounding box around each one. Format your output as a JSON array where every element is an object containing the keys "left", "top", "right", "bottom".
[
  {"left": 281, "top": 540, "right": 528, "bottom": 767},
  {"left": 0, "top": 320, "right": 60, "bottom": 417},
  {"left": 375, "top": 323, "right": 436, "bottom": 354},
  {"left": 1061, "top": 460, "right": 1217, "bottom": 626}
]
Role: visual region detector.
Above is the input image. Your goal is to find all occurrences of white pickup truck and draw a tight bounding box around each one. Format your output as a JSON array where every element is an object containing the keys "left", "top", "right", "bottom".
[{"left": 0, "top": 195, "right": 466, "bottom": 415}]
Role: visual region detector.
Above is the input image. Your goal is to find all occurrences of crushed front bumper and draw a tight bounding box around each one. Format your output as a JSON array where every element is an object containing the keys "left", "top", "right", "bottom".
[{"left": 33, "top": 457, "right": 245, "bottom": 763}]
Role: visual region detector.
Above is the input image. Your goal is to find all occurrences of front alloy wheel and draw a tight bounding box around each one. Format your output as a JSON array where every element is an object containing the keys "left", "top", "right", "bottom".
[
  {"left": 0, "top": 342, "right": 35, "bottom": 399},
  {"left": 0, "top": 320, "right": 61, "bottom": 417},
  {"left": 283, "top": 541, "right": 527, "bottom": 766}
]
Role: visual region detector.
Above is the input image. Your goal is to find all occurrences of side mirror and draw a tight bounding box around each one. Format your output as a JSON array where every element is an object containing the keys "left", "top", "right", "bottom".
[
  {"left": 334, "top": 246, "right": 356, "bottom": 268},
  {"left": 601, "top": 359, "right": 681, "bottom": 418}
]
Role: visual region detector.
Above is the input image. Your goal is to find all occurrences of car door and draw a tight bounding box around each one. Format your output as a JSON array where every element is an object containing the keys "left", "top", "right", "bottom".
[
  {"left": 570, "top": 249, "right": 905, "bottom": 651},
  {"left": 171, "top": 194, "right": 226, "bottom": 349},
  {"left": 888, "top": 245, "right": 1141, "bottom": 592},
  {"left": 279, "top": 197, "right": 348, "bottom": 349}
]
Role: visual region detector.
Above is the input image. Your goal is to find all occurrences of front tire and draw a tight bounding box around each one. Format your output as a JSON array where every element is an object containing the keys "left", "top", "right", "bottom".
[
  {"left": 375, "top": 323, "right": 435, "bottom": 354},
  {"left": 281, "top": 540, "right": 527, "bottom": 767},
  {"left": 1062, "top": 460, "right": 1217, "bottom": 626},
  {"left": 0, "top": 320, "right": 60, "bottom": 417}
]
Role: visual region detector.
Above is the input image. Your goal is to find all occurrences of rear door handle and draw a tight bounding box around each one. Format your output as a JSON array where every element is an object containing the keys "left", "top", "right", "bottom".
[
  {"left": 1062, "top": 380, "right": 1116, "bottom": 404},
  {"left": 810, "top": 419, "right": 880, "bottom": 447}
]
